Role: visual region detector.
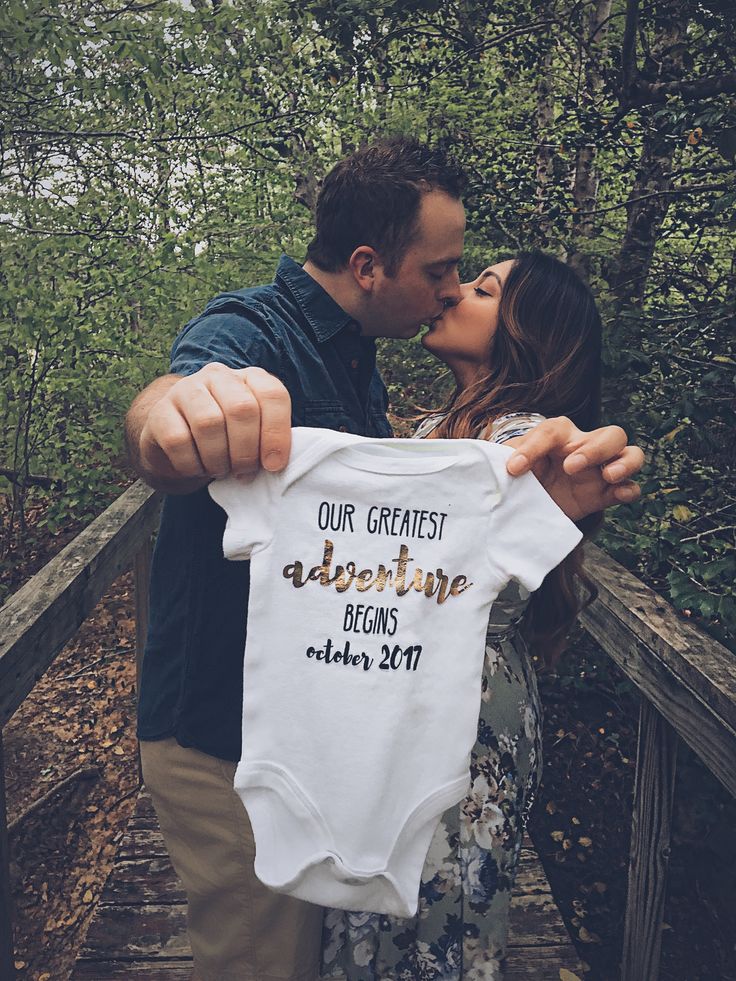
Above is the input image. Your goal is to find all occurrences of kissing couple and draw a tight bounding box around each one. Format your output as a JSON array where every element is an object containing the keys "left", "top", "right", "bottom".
[{"left": 126, "top": 135, "right": 643, "bottom": 980}]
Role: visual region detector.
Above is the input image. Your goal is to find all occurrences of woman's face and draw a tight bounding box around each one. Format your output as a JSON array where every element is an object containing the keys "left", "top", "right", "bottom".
[{"left": 421, "top": 259, "right": 515, "bottom": 368}]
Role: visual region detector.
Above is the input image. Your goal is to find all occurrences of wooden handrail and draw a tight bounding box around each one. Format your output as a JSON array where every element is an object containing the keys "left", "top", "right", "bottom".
[
  {"left": 579, "top": 542, "right": 736, "bottom": 981},
  {"left": 0, "top": 488, "right": 734, "bottom": 981},
  {"left": 0, "top": 480, "right": 161, "bottom": 979},
  {"left": 0, "top": 481, "right": 162, "bottom": 728},
  {"left": 580, "top": 542, "right": 736, "bottom": 797}
]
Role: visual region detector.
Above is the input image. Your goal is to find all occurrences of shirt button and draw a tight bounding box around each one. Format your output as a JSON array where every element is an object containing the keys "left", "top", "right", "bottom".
[{"left": 350, "top": 359, "right": 359, "bottom": 370}]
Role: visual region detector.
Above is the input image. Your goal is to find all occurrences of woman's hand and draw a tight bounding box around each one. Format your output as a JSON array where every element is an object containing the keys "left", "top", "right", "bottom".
[{"left": 502, "top": 417, "right": 644, "bottom": 521}]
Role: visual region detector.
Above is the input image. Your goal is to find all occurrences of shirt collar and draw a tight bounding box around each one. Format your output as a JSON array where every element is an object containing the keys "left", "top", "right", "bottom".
[{"left": 275, "top": 255, "right": 357, "bottom": 343}]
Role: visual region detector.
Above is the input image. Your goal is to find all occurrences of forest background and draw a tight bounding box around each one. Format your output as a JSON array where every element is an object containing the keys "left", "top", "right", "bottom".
[
  {"left": 1, "top": 0, "right": 735, "bottom": 979},
  {"left": 3, "top": 0, "right": 735, "bottom": 639}
]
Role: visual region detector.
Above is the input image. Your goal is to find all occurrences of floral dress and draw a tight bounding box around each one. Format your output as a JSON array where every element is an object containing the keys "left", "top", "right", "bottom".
[{"left": 319, "top": 412, "right": 548, "bottom": 981}]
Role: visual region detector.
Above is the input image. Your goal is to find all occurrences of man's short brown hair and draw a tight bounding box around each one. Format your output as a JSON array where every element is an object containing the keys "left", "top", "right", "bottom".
[{"left": 305, "top": 136, "right": 466, "bottom": 276}]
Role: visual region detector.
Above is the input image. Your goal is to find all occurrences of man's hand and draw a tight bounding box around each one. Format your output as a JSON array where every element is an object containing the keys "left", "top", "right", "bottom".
[
  {"left": 126, "top": 363, "right": 292, "bottom": 493},
  {"left": 503, "top": 417, "right": 644, "bottom": 522}
]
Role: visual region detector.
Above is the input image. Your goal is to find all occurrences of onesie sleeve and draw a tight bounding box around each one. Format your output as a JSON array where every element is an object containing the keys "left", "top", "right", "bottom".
[
  {"left": 485, "top": 454, "right": 584, "bottom": 594},
  {"left": 207, "top": 471, "right": 281, "bottom": 560}
]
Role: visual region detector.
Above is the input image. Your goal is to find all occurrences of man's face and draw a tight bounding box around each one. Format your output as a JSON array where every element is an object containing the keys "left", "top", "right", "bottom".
[{"left": 361, "top": 190, "right": 466, "bottom": 339}]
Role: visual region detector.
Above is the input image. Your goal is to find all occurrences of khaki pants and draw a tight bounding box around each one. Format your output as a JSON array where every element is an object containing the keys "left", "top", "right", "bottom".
[{"left": 140, "top": 737, "right": 324, "bottom": 981}]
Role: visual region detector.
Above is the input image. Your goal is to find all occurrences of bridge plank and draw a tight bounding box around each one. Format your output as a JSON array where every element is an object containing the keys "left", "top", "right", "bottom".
[
  {"left": 73, "top": 966, "right": 194, "bottom": 979},
  {"left": 73, "top": 790, "right": 586, "bottom": 979},
  {"left": 98, "top": 856, "right": 187, "bottom": 906}
]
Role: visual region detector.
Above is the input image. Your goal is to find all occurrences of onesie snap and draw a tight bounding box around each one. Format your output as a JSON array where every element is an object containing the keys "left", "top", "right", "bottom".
[{"left": 209, "top": 427, "right": 583, "bottom": 916}]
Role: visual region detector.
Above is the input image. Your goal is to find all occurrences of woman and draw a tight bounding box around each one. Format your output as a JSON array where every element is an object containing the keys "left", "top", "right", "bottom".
[{"left": 320, "top": 251, "right": 603, "bottom": 980}]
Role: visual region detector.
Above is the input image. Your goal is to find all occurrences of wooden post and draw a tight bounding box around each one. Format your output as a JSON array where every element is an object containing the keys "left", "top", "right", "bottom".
[
  {"left": 134, "top": 536, "right": 153, "bottom": 705},
  {"left": 0, "top": 731, "right": 15, "bottom": 980},
  {"left": 621, "top": 697, "right": 678, "bottom": 981},
  {"left": 133, "top": 536, "right": 153, "bottom": 783}
]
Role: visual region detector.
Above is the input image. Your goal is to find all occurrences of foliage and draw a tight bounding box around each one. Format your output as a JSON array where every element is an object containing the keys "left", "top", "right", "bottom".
[{"left": 1, "top": 0, "right": 734, "bottom": 646}]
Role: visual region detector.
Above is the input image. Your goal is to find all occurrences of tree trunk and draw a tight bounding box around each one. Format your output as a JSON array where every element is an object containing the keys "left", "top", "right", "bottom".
[
  {"left": 608, "top": 8, "right": 688, "bottom": 311},
  {"left": 534, "top": 43, "right": 557, "bottom": 247},
  {"left": 608, "top": 128, "right": 678, "bottom": 310},
  {"left": 568, "top": 0, "right": 613, "bottom": 281}
]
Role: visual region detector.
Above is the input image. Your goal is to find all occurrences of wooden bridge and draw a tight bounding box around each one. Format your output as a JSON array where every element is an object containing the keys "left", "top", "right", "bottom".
[
  {"left": 1, "top": 480, "right": 735, "bottom": 980},
  {"left": 70, "top": 788, "right": 583, "bottom": 979}
]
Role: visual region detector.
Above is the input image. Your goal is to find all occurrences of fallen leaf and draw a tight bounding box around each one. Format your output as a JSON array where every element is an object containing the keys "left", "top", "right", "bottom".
[
  {"left": 578, "top": 836, "right": 593, "bottom": 847},
  {"left": 559, "top": 970, "right": 583, "bottom": 981},
  {"left": 82, "top": 889, "right": 94, "bottom": 903}
]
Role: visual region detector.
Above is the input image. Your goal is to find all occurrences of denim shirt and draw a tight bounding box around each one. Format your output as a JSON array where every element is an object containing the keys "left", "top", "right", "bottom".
[{"left": 137, "top": 256, "right": 393, "bottom": 761}]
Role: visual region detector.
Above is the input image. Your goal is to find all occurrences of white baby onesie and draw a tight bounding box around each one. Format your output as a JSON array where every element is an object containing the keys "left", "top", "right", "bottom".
[{"left": 209, "top": 427, "right": 583, "bottom": 917}]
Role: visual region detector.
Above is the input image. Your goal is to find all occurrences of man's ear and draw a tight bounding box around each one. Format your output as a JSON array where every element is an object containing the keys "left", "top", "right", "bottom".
[{"left": 348, "top": 247, "right": 379, "bottom": 293}]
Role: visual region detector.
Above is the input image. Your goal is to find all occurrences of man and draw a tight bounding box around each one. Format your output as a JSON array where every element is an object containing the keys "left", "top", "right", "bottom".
[{"left": 125, "top": 136, "right": 642, "bottom": 981}]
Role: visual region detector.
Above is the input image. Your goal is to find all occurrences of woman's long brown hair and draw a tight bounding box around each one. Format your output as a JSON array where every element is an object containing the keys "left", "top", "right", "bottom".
[{"left": 430, "top": 251, "right": 603, "bottom": 670}]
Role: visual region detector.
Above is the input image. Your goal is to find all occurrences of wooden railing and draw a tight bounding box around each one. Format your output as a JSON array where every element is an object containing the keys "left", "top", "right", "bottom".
[
  {"left": 0, "top": 481, "right": 162, "bottom": 980},
  {"left": 578, "top": 544, "right": 736, "bottom": 980},
  {"left": 0, "top": 481, "right": 734, "bottom": 981}
]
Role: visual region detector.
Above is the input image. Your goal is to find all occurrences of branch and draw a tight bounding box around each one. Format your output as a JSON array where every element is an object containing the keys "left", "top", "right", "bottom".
[
  {"left": 668, "top": 164, "right": 735, "bottom": 179},
  {"left": 620, "top": 0, "right": 640, "bottom": 104},
  {"left": 577, "top": 182, "right": 730, "bottom": 215},
  {"left": 8, "top": 767, "right": 100, "bottom": 834},
  {"left": 388, "top": 18, "right": 558, "bottom": 93},
  {"left": 97, "top": 0, "right": 165, "bottom": 22},
  {"left": 61, "top": 644, "right": 133, "bottom": 682},
  {"left": 627, "top": 71, "right": 736, "bottom": 107},
  {"left": 0, "top": 220, "right": 139, "bottom": 240},
  {"left": 680, "top": 525, "right": 736, "bottom": 544},
  {"left": 0, "top": 467, "right": 62, "bottom": 490}
]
